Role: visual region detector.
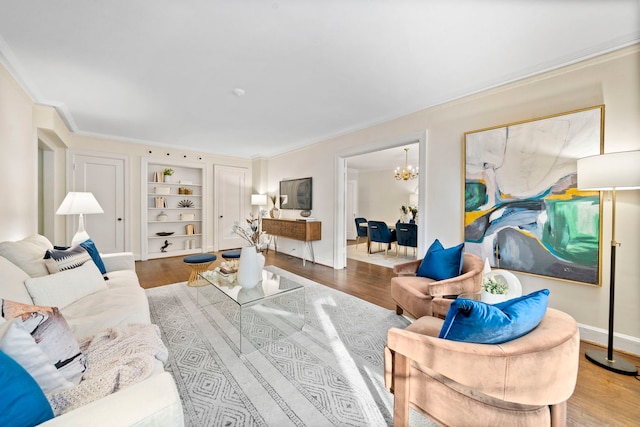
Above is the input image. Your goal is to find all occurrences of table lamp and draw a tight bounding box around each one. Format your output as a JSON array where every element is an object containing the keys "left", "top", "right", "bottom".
[
  {"left": 251, "top": 194, "right": 268, "bottom": 217},
  {"left": 56, "top": 192, "right": 104, "bottom": 246},
  {"left": 577, "top": 150, "right": 640, "bottom": 375}
]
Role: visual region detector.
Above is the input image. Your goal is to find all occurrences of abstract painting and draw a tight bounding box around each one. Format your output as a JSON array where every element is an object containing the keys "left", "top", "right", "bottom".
[{"left": 464, "top": 106, "right": 604, "bottom": 285}]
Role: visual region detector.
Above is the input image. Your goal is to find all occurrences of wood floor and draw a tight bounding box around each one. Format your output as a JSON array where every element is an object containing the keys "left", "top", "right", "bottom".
[{"left": 136, "top": 249, "right": 640, "bottom": 427}]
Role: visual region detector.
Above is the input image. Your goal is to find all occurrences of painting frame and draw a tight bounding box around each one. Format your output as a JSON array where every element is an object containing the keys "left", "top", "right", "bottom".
[{"left": 463, "top": 105, "right": 604, "bottom": 286}]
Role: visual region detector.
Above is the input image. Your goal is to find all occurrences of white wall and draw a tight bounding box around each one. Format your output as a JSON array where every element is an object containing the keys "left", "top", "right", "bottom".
[
  {"left": 0, "top": 66, "right": 37, "bottom": 241},
  {"left": 262, "top": 45, "right": 640, "bottom": 353},
  {"left": 358, "top": 168, "right": 417, "bottom": 225}
]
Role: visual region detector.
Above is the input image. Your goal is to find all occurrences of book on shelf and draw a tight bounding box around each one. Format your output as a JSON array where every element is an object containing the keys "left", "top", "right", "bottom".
[{"left": 155, "top": 197, "right": 167, "bottom": 208}]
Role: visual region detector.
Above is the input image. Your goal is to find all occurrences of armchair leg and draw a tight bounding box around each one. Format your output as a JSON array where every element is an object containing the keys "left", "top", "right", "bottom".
[
  {"left": 395, "top": 305, "right": 404, "bottom": 315},
  {"left": 393, "top": 353, "right": 410, "bottom": 427},
  {"left": 550, "top": 401, "right": 567, "bottom": 427}
]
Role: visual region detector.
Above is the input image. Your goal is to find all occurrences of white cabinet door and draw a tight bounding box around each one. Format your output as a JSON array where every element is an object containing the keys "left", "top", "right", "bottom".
[
  {"left": 214, "top": 165, "right": 248, "bottom": 250},
  {"left": 71, "top": 152, "right": 127, "bottom": 253}
]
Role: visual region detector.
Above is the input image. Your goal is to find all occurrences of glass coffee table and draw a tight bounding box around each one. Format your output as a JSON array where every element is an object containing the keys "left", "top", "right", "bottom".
[{"left": 197, "top": 268, "right": 305, "bottom": 353}]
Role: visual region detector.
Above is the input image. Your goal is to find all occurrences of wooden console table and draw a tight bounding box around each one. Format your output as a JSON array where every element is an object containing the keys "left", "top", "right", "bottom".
[{"left": 262, "top": 218, "right": 321, "bottom": 265}]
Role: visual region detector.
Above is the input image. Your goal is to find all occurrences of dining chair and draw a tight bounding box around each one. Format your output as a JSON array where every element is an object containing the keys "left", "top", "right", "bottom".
[
  {"left": 354, "top": 217, "right": 368, "bottom": 251},
  {"left": 367, "top": 220, "right": 397, "bottom": 257},
  {"left": 396, "top": 222, "right": 417, "bottom": 257}
]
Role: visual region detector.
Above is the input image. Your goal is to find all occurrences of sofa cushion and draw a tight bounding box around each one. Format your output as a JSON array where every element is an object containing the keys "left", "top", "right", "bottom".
[
  {"left": 0, "top": 234, "right": 52, "bottom": 278},
  {"left": 0, "top": 256, "right": 34, "bottom": 304},
  {"left": 44, "top": 245, "right": 92, "bottom": 274},
  {"left": 438, "top": 289, "right": 550, "bottom": 344},
  {"left": 0, "top": 349, "right": 54, "bottom": 426},
  {"left": 61, "top": 286, "right": 151, "bottom": 339},
  {"left": 25, "top": 262, "right": 108, "bottom": 309},
  {"left": 1, "top": 300, "right": 87, "bottom": 385},
  {"left": 417, "top": 239, "right": 464, "bottom": 281},
  {"left": 102, "top": 269, "right": 140, "bottom": 288},
  {"left": 0, "top": 318, "right": 73, "bottom": 393}
]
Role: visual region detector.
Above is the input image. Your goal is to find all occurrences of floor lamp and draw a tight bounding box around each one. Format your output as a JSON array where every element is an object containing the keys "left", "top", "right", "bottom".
[
  {"left": 56, "top": 192, "right": 104, "bottom": 246},
  {"left": 577, "top": 150, "right": 640, "bottom": 375}
]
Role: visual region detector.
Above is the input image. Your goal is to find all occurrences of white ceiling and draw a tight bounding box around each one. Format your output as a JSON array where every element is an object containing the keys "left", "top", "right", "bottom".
[{"left": 0, "top": 1, "right": 638, "bottom": 159}]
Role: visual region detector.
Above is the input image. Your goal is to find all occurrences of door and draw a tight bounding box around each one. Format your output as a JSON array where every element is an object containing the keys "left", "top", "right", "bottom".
[
  {"left": 215, "top": 165, "right": 248, "bottom": 250},
  {"left": 72, "top": 152, "right": 127, "bottom": 253}
]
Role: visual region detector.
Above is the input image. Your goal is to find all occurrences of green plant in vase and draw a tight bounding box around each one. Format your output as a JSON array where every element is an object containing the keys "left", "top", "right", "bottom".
[
  {"left": 163, "top": 168, "right": 174, "bottom": 183},
  {"left": 482, "top": 275, "right": 508, "bottom": 294}
]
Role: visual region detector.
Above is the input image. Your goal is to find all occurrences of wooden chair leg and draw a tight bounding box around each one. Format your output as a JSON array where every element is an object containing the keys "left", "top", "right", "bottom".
[
  {"left": 393, "top": 353, "right": 410, "bottom": 427},
  {"left": 396, "top": 305, "right": 404, "bottom": 315}
]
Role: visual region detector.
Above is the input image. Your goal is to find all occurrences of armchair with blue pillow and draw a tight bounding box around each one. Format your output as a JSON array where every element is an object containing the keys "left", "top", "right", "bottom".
[
  {"left": 391, "top": 239, "right": 484, "bottom": 319},
  {"left": 384, "top": 288, "right": 580, "bottom": 427}
]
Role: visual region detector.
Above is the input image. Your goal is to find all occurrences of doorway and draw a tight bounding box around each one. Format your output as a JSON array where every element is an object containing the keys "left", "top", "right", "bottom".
[{"left": 334, "top": 131, "right": 428, "bottom": 269}]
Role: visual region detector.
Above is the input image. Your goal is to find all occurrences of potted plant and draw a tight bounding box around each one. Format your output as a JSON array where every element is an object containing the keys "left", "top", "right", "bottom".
[
  {"left": 481, "top": 275, "right": 509, "bottom": 303},
  {"left": 163, "top": 168, "right": 174, "bottom": 183}
]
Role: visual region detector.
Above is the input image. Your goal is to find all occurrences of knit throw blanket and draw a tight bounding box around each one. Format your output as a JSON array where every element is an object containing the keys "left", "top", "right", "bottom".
[{"left": 47, "top": 323, "right": 169, "bottom": 416}]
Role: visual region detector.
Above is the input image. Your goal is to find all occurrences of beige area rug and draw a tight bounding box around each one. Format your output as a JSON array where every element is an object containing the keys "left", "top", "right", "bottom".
[
  {"left": 146, "top": 266, "right": 435, "bottom": 427},
  {"left": 347, "top": 243, "right": 417, "bottom": 269}
]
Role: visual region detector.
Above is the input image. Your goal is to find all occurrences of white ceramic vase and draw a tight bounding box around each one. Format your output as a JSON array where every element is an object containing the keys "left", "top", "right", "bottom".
[
  {"left": 237, "top": 246, "right": 265, "bottom": 288},
  {"left": 402, "top": 213, "right": 412, "bottom": 223},
  {"left": 481, "top": 290, "right": 508, "bottom": 304}
]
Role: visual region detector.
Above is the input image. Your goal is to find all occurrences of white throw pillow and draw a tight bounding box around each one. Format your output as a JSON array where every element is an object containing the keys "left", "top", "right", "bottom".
[
  {"left": 0, "top": 234, "right": 52, "bottom": 278},
  {"left": 0, "top": 256, "right": 34, "bottom": 304},
  {"left": 25, "top": 262, "right": 108, "bottom": 309},
  {"left": 0, "top": 318, "right": 73, "bottom": 393}
]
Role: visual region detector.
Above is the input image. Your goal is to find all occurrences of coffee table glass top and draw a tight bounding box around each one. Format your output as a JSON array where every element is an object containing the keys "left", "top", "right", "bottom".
[
  {"left": 198, "top": 268, "right": 303, "bottom": 306},
  {"left": 197, "top": 267, "right": 306, "bottom": 354}
]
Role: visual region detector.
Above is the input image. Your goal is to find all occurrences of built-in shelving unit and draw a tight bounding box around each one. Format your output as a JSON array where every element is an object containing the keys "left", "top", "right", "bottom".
[{"left": 141, "top": 159, "right": 207, "bottom": 260}]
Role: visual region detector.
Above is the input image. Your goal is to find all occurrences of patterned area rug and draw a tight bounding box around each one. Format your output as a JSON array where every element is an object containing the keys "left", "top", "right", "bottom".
[{"left": 146, "top": 266, "right": 434, "bottom": 427}]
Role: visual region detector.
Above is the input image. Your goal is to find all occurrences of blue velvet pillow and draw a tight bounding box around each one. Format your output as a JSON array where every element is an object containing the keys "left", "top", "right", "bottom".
[
  {"left": 416, "top": 239, "right": 464, "bottom": 281},
  {"left": 79, "top": 239, "right": 107, "bottom": 275},
  {"left": 0, "top": 350, "right": 54, "bottom": 426},
  {"left": 438, "top": 289, "right": 550, "bottom": 344}
]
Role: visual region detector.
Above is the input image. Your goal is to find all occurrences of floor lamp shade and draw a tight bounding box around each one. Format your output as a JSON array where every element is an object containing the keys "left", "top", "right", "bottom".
[
  {"left": 56, "top": 192, "right": 104, "bottom": 246},
  {"left": 577, "top": 151, "right": 640, "bottom": 190},
  {"left": 577, "top": 150, "right": 640, "bottom": 376}
]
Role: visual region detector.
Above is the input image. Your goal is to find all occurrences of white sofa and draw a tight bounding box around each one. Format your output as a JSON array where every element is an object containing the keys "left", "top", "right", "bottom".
[{"left": 0, "top": 235, "right": 184, "bottom": 427}]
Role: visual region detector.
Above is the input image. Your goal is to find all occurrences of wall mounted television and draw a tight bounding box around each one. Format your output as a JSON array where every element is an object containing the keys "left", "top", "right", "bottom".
[{"left": 279, "top": 177, "right": 312, "bottom": 210}]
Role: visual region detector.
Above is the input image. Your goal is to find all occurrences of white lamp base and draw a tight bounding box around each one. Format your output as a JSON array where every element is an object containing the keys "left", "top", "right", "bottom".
[{"left": 71, "top": 213, "right": 90, "bottom": 246}]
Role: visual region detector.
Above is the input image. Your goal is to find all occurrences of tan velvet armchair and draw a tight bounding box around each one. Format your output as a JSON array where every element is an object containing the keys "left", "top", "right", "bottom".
[
  {"left": 384, "top": 308, "right": 580, "bottom": 427},
  {"left": 391, "top": 253, "right": 484, "bottom": 319}
]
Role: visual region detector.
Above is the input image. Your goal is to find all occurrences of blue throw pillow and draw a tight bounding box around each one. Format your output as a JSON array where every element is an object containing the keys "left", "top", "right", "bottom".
[
  {"left": 438, "top": 289, "right": 550, "bottom": 344},
  {"left": 416, "top": 239, "right": 464, "bottom": 281},
  {"left": 0, "top": 350, "right": 54, "bottom": 426},
  {"left": 79, "top": 239, "right": 107, "bottom": 275}
]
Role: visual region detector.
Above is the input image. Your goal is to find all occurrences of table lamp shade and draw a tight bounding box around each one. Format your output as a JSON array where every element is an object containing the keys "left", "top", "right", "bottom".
[
  {"left": 577, "top": 151, "right": 640, "bottom": 191},
  {"left": 56, "top": 192, "right": 104, "bottom": 246},
  {"left": 56, "top": 192, "right": 104, "bottom": 215},
  {"left": 251, "top": 194, "right": 268, "bottom": 206}
]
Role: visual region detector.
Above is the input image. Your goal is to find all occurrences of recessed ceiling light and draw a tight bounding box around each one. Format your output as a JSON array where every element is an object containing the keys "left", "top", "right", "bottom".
[{"left": 233, "top": 88, "right": 246, "bottom": 97}]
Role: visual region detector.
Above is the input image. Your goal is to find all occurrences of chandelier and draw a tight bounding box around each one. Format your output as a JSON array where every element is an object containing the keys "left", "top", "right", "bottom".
[{"left": 394, "top": 147, "right": 418, "bottom": 181}]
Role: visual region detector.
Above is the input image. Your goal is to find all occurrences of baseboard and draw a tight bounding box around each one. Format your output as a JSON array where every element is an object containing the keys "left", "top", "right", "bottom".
[{"left": 578, "top": 323, "right": 640, "bottom": 357}]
